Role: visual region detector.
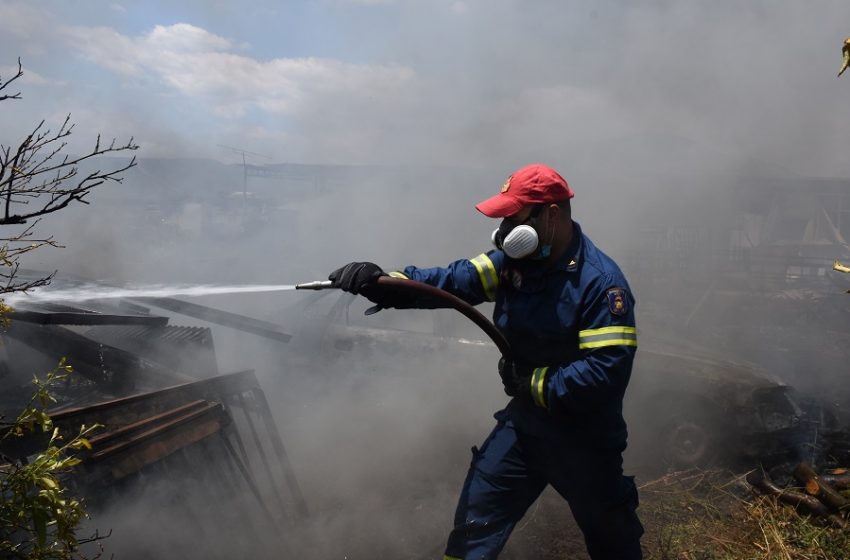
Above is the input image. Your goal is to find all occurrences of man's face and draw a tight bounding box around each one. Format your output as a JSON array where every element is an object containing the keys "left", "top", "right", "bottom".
[
  {"left": 504, "top": 205, "right": 538, "bottom": 227},
  {"left": 505, "top": 204, "right": 557, "bottom": 235},
  {"left": 497, "top": 205, "right": 541, "bottom": 246}
]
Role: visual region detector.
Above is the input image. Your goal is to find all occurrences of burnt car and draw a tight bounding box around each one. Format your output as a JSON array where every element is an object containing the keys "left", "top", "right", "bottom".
[{"left": 626, "top": 337, "right": 847, "bottom": 472}]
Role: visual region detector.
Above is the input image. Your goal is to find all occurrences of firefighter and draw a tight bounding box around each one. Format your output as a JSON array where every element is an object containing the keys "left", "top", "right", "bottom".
[{"left": 329, "top": 164, "right": 643, "bottom": 560}]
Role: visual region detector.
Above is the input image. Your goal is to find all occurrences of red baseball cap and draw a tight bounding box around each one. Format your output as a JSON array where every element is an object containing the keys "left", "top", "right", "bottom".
[{"left": 475, "top": 164, "right": 575, "bottom": 218}]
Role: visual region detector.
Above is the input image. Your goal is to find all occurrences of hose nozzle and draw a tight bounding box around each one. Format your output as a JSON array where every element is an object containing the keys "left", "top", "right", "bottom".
[{"left": 295, "top": 280, "right": 334, "bottom": 290}]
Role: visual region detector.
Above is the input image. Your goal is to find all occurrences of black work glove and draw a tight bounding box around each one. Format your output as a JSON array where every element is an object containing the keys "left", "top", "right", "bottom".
[
  {"left": 498, "top": 358, "right": 550, "bottom": 408},
  {"left": 329, "top": 261, "right": 406, "bottom": 314},
  {"left": 499, "top": 357, "right": 533, "bottom": 398},
  {"left": 329, "top": 262, "right": 385, "bottom": 294}
]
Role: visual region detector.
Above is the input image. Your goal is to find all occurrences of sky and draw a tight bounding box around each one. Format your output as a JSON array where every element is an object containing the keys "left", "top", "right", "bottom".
[{"left": 2, "top": 0, "right": 850, "bottom": 176}]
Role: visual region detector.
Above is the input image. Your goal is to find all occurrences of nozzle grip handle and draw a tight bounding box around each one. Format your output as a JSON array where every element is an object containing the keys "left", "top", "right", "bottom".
[{"left": 295, "top": 280, "right": 334, "bottom": 290}]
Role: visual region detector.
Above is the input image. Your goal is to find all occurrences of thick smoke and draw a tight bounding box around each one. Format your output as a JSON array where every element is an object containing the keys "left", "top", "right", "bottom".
[{"left": 4, "top": 1, "right": 850, "bottom": 558}]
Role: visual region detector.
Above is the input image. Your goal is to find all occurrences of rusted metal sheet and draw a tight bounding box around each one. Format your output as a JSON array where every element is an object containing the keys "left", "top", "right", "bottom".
[
  {"left": 2, "top": 322, "right": 193, "bottom": 392},
  {"left": 135, "top": 297, "right": 292, "bottom": 342},
  {"left": 51, "top": 369, "right": 260, "bottom": 431},
  {"left": 83, "top": 324, "right": 219, "bottom": 378},
  {"left": 48, "top": 369, "right": 308, "bottom": 517},
  {"left": 86, "top": 401, "right": 228, "bottom": 480},
  {"left": 87, "top": 400, "right": 210, "bottom": 449},
  {"left": 87, "top": 324, "right": 214, "bottom": 345}
]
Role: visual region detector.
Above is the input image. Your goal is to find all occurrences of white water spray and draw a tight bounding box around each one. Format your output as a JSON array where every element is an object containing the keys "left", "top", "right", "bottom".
[{"left": 3, "top": 283, "right": 299, "bottom": 306}]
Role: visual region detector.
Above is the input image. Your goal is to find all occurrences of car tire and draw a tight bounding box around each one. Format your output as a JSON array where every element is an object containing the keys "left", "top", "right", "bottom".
[{"left": 649, "top": 399, "right": 723, "bottom": 469}]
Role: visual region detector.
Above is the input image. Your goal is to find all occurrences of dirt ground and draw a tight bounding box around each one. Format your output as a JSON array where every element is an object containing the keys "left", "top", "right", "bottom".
[
  {"left": 498, "top": 469, "right": 850, "bottom": 560},
  {"left": 502, "top": 488, "right": 593, "bottom": 559}
]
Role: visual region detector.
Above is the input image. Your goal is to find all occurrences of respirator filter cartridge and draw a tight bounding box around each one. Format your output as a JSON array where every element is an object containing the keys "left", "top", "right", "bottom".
[{"left": 492, "top": 224, "right": 539, "bottom": 259}]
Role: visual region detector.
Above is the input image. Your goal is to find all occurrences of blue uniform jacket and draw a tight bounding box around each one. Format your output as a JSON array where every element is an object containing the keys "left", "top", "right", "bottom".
[{"left": 395, "top": 221, "right": 637, "bottom": 447}]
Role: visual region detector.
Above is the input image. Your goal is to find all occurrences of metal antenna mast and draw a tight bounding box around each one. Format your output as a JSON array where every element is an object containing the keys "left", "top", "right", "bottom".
[{"left": 216, "top": 144, "right": 272, "bottom": 201}]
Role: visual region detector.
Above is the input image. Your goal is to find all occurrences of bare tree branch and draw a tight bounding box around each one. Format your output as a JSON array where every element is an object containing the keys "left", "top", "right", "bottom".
[
  {"left": 0, "top": 59, "right": 138, "bottom": 300},
  {"left": 0, "top": 114, "right": 138, "bottom": 226},
  {"left": 0, "top": 220, "right": 60, "bottom": 295},
  {"left": 0, "top": 58, "right": 23, "bottom": 101}
]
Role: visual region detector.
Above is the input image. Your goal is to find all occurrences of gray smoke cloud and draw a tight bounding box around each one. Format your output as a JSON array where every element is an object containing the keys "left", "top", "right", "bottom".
[
  {"left": 4, "top": 1, "right": 850, "bottom": 558},
  {"left": 2, "top": 1, "right": 850, "bottom": 173}
]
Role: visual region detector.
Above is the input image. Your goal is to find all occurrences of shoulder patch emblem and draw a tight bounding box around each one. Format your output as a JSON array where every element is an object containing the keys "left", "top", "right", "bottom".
[
  {"left": 606, "top": 288, "right": 628, "bottom": 316},
  {"left": 501, "top": 176, "right": 512, "bottom": 193}
]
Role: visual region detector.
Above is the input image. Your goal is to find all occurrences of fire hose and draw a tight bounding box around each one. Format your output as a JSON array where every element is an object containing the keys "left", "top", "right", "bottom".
[{"left": 295, "top": 276, "right": 512, "bottom": 359}]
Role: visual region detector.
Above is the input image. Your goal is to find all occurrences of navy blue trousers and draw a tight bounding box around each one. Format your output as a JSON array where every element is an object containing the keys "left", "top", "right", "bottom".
[{"left": 444, "top": 416, "right": 643, "bottom": 560}]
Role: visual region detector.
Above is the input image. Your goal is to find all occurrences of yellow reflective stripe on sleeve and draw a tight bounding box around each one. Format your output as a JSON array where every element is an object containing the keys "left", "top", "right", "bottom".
[
  {"left": 388, "top": 271, "right": 409, "bottom": 279},
  {"left": 444, "top": 556, "right": 462, "bottom": 560},
  {"left": 469, "top": 253, "right": 499, "bottom": 302},
  {"left": 580, "top": 326, "right": 637, "bottom": 336},
  {"left": 530, "top": 367, "right": 549, "bottom": 408},
  {"left": 580, "top": 339, "right": 638, "bottom": 349},
  {"left": 578, "top": 326, "right": 637, "bottom": 350}
]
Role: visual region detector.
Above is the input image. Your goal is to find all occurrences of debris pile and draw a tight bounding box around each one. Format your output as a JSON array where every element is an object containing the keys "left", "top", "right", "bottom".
[
  {"left": 748, "top": 463, "right": 850, "bottom": 528},
  {"left": 0, "top": 288, "right": 307, "bottom": 556}
]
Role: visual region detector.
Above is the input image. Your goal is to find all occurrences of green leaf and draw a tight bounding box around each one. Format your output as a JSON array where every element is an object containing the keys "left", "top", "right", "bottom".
[
  {"left": 32, "top": 508, "right": 47, "bottom": 547},
  {"left": 40, "top": 476, "right": 58, "bottom": 490}
]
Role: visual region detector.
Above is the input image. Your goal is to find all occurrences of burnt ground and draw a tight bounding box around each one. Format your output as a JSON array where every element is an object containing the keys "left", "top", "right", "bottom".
[
  {"left": 500, "top": 469, "right": 850, "bottom": 560},
  {"left": 500, "top": 474, "right": 703, "bottom": 560},
  {"left": 503, "top": 489, "right": 592, "bottom": 559},
  {"left": 306, "top": 467, "right": 850, "bottom": 560},
  {"left": 285, "top": 467, "right": 693, "bottom": 560}
]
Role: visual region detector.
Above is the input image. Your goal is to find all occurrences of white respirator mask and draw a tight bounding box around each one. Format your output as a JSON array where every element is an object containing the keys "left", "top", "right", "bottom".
[
  {"left": 491, "top": 224, "right": 540, "bottom": 259},
  {"left": 490, "top": 205, "right": 554, "bottom": 260}
]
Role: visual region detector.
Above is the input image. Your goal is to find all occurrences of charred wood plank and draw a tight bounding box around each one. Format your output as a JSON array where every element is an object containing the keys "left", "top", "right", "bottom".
[
  {"left": 9, "top": 302, "right": 168, "bottom": 326},
  {"left": 747, "top": 470, "right": 845, "bottom": 527},
  {"left": 134, "top": 297, "right": 292, "bottom": 342},
  {"left": 793, "top": 462, "right": 850, "bottom": 514},
  {"left": 821, "top": 471, "right": 850, "bottom": 490}
]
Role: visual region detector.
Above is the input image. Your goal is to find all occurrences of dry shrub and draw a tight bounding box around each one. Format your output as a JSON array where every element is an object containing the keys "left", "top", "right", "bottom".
[{"left": 640, "top": 468, "right": 850, "bottom": 560}]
